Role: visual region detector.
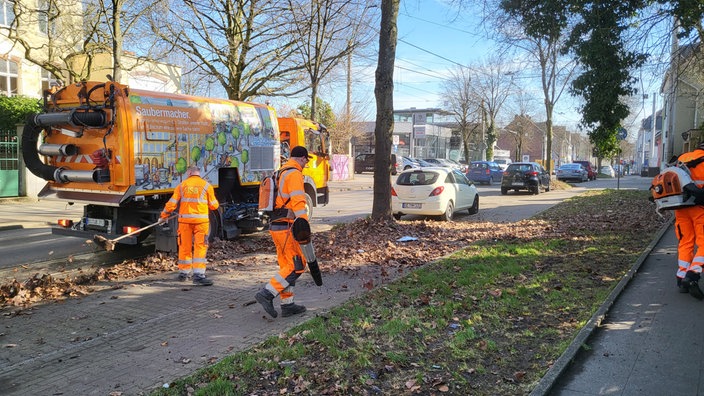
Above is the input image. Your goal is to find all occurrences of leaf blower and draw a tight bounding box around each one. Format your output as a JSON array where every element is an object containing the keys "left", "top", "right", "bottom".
[
  {"left": 650, "top": 164, "right": 700, "bottom": 214},
  {"left": 292, "top": 217, "right": 323, "bottom": 286}
]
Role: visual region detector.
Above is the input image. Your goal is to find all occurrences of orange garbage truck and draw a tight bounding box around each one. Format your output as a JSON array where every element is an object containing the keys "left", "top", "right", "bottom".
[{"left": 21, "top": 80, "right": 330, "bottom": 252}]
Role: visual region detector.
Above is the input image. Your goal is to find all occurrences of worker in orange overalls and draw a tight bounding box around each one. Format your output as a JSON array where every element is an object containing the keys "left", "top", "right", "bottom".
[
  {"left": 160, "top": 165, "right": 219, "bottom": 286},
  {"left": 255, "top": 146, "right": 311, "bottom": 318},
  {"left": 676, "top": 144, "right": 704, "bottom": 299}
]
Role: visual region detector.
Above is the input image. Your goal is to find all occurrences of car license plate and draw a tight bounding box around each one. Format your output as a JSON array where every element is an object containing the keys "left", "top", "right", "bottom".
[
  {"left": 512, "top": 182, "right": 523, "bottom": 186},
  {"left": 402, "top": 203, "right": 422, "bottom": 209}
]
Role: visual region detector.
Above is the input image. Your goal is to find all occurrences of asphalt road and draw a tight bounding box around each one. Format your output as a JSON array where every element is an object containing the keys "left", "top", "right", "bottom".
[{"left": 315, "top": 173, "right": 652, "bottom": 224}]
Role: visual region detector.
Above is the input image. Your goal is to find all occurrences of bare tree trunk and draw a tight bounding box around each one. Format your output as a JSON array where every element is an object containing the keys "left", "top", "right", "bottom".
[
  {"left": 112, "top": 0, "right": 123, "bottom": 82},
  {"left": 310, "top": 80, "right": 318, "bottom": 122},
  {"left": 371, "top": 0, "right": 399, "bottom": 221}
]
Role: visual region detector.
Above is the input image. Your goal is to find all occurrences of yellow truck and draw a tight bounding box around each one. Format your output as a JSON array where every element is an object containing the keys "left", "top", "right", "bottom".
[
  {"left": 277, "top": 117, "right": 331, "bottom": 210},
  {"left": 21, "top": 81, "right": 330, "bottom": 252}
]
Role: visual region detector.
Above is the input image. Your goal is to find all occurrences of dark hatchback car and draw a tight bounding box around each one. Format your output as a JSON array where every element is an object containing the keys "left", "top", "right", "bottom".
[
  {"left": 500, "top": 162, "right": 551, "bottom": 195},
  {"left": 355, "top": 153, "right": 398, "bottom": 175}
]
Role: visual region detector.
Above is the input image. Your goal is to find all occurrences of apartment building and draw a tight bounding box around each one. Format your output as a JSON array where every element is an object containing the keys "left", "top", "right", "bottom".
[{"left": 0, "top": 0, "right": 181, "bottom": 197}]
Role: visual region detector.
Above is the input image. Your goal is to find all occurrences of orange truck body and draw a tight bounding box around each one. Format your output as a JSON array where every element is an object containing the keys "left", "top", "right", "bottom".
[{"left": 22, "top": 81, "right": 330, "bottom": 251}]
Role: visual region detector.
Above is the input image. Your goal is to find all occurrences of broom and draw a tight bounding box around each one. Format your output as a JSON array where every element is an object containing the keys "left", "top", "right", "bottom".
[{"left": 93, "top": 215, "right": 176, "bottom": 252}]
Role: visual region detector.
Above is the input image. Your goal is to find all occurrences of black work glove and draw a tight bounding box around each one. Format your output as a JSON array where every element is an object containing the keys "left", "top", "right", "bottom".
[{"left": 683, "top": 183, "right": 704, "bottom": 205}]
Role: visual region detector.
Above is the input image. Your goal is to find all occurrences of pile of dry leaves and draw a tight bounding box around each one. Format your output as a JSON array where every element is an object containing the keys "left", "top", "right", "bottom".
[{"left": 0, "top": 190, "right": 670, "bottom": 308}]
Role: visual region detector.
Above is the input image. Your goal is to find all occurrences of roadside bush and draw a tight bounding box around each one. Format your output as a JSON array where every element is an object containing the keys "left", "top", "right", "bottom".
[{"left": 0, "top": 95, "right": 42, "bottom": 130}]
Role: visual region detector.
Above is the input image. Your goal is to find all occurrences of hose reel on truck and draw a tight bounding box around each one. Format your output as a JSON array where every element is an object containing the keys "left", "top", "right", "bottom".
[{"left": 22, "top": 84, "right": 113, "bottom": 185}]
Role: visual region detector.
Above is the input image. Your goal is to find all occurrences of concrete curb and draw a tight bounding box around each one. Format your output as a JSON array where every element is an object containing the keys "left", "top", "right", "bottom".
[{"left": 529, "top": 217, "right": 675, "bottom": 396}]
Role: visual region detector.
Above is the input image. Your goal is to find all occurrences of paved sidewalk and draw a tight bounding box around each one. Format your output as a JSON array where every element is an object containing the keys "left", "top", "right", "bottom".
[
  {"left": 543, "top": 222, "right": 698, "bottom": 395},
  {"left": 0, "top": 256, "right": 394, "bottom": 395}
]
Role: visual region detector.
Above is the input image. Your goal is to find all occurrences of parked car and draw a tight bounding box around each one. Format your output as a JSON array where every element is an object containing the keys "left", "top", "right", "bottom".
[
  {"left": 355, "top": 153, "right": 399, "bottom": 175},
  {"left": 556, "top": 163, "right": 588, "bottom": 182},
  {"left": 391, "top": 167, "right": 479, "bottom": 221},
  {"left": 467, "top": 161, "right": 503, "bottom": 185},
  {"left": 600, "top": 165, "right": 616, "bottom": 177},
  {"left": 614, "top": 164, "right": 626, "bottom": 176},
  {"left": 500, "top": 162, "right": 551, "bottom": 195},
  {"left": 400, "top": 156, "right": 421, "bottom": 171},
  {"left": 494, "top": 158, "right": 512, "bottom": 171},
  {"left": 413, "top": 158, "right": 434, "bottom": 167},
  {"left": 446, "top": 158, "right": 468, "bottom": 173},
  {"left": 572, "top": 160, "right": 596, "bottom": 181},
  {"left": 423, "top": 158, "right": 461, "bottom": 171}
]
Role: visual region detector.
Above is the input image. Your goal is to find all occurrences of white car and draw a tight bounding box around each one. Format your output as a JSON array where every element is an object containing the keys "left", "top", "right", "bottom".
[
  {"left": 391, "top": 167, "right": 479, "bottom": 221},
  {"left": 494, "top": 158, "right": 512, "bottom": 171},
  {"left": 600, "top": 165, "right": 616, "bottom": 177}
]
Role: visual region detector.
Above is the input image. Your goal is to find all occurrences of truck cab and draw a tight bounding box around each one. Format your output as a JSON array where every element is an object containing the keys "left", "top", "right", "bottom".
[{"left": 277, "top": 117, "right": 331, "bottom": 215}]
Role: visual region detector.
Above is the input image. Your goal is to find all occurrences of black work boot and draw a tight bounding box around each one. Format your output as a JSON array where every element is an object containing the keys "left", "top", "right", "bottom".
[
  {"left": 684, "top": 271, "right": 704, "bottom": 300},
  {"left": 677, "top": 277, "right": 690, "bottom": 293},
  {"left": 281, "top": 303, "right": 306, "bottom": 317},
  {"left": 255, "top": 289, "right": 278, "bottom": 318},
  {"left": 192, "top": 274, "right": 213, "bottom": 286}
]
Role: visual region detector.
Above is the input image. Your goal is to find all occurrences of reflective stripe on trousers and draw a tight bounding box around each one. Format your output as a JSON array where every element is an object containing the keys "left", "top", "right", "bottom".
[
  {"left": 265, "top": 227, "right": 307, "bottom": 302},
  {"left": 177, "top": 222, "right": 210, "bottom": 274}
]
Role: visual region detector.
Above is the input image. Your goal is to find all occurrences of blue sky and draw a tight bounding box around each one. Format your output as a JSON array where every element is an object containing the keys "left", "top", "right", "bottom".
[
  {"left": 393, "top": 1, "right": 485, "bottom": 109},
  {"left": 273, "top": 0, "right": 665, "bottom": 139}
]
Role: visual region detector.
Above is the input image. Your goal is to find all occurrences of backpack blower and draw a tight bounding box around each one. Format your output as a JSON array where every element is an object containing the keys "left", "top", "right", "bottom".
[{"left": 650, "top": 164, "right": 698, "bottom": 214}]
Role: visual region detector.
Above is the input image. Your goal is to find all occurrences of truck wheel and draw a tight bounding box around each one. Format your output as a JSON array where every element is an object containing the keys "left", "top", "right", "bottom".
[
  {"left": 208, "top": 210, "right": 222, "bottom": 243},
  {"left": 305, "top": 194, "right": 314, "bottom": 219},
  {"left": 501, "top": 187, "right": 508, "bottom": 195}
]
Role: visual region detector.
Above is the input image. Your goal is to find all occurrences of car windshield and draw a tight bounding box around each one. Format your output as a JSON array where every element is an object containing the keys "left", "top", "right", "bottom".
[
  {"left": 471, "top": 163, "right": 488, "bottom": 169},
  {"left": 560, "top": 164, "right": 581, "bottom": 170},
  {"left": 507, "top": 164, "right": 532, "bottom": 172},
  {"left": 397, "top": 171, "right": 439, "bottom": 186}
]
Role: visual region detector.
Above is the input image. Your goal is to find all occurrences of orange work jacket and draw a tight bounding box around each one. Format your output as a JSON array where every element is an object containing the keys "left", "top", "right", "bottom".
[
  {"left": 162, "top": 175, "right": 219, "bottom": 224},
  {"left": 275, "top": 159, "right": 308, "bottom": 223}
]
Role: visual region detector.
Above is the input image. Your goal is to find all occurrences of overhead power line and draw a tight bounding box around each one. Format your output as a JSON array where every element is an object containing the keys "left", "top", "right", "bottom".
[{"left": 397, "top": 38, "right": 466, "bottom": 68}]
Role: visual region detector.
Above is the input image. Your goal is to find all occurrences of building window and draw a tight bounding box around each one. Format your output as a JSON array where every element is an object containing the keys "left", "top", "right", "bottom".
[
  {"left": 0, "top": 59, "right": 18, "bottom": 96},
  {"left": 40, "top": 68, "right": 60, "bottom": 94},
  {"left": 0, "top": 0, "right": 14, "bottom": 26},
  {"left": 37, "top": 0, "right": 56, "bottom": 35}
]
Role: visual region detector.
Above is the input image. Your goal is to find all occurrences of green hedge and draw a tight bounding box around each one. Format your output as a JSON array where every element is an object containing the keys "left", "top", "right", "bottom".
[{"left": 0, "top": 95, "right": 42, "bottom": 129}]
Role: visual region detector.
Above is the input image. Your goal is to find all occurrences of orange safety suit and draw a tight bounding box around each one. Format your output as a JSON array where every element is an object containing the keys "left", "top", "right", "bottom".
[
  {"left": 161, "top": 174, "right": 219, "bottom": 275},
  {"left": 263, "top": 158, "right": 309, "bottom": 304},
  {"left": 676, "top": 148, "right": 704, "bottom": 280}
]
